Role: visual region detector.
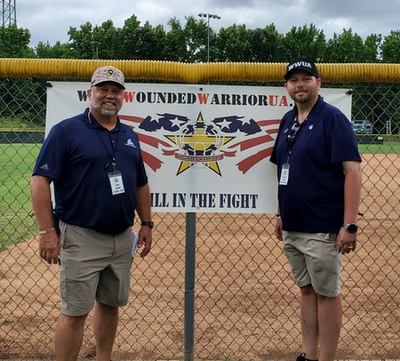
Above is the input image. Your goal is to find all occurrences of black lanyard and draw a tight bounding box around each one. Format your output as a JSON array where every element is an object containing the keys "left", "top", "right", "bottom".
[{"left": 88, "top": 112, "right": 120, "bottom": 171}]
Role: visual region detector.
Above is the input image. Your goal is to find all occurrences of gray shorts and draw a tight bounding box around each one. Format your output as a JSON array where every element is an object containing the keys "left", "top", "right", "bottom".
[
  {"left": 283, "top": 231, "right": 343, "bottom": 297},
  {"left": 58, "top": 221, "right": 132, "bottom": 316}
]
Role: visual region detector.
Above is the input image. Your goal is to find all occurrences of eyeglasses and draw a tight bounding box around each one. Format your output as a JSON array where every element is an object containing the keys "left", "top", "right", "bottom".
[{"left": 286, "top": 122, "right": 301, "bottom": 147}]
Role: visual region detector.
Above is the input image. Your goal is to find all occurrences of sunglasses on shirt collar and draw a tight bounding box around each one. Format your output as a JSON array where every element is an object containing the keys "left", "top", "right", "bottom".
[{"left": 286, "top": 122, "right": 301, "bottom": 147}]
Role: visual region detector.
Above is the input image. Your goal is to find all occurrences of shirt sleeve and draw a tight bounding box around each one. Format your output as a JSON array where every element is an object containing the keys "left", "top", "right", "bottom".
[
  {"left": 32, "top": 124, "right": 70, "bottom": 180},
  {"left": 330, "top": 113, "right": 362, "bottom": 163}
]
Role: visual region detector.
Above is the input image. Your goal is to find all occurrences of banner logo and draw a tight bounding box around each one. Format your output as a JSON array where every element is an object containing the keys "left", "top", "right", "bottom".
[{"left": 119, "top": 111, "right": 281, "bottom": 176}]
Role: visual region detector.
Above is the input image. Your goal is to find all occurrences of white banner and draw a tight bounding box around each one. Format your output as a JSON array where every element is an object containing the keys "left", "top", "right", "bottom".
[{"left": 46, "top": 82, "right": 352, "bottom": 213}]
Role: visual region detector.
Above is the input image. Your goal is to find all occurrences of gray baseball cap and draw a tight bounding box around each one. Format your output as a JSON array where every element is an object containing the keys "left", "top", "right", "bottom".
[{"left": 91, "top": 66, "right": 125, "bottom": 89}]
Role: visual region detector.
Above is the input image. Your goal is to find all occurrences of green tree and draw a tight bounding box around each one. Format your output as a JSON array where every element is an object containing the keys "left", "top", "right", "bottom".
[
  {"left": 247, "top": 24, "right": 285, "bottom": 62},
  {"left": 380, "top": 30, "right": 400, "bottom": 63},
  {"left": 138, "top": 22, "right": 167, "bottom": 61},
  {"left": 119, "top": 15, "right": 167, "bottom": 61},
  {"left": 35, "top": 41, "right": 72, "bottom": 58},
  {"left": 164, "top": 17, "right": 188, "bottom": 62},
  {"left": 68, "top": 22, "right": 98, "bottom": 59},
  {"left": 0, "top": 76, "right": 46, "bottom": 127},
  {"left": 164, "top": 16, "right": 214, "bottom": 62},
  {"left": 364, "top": 34, "right": 382, "bottom": 62},
  {"left": 181, "top": 16, "right": 207, "bottom": 63},
  {"left": 281, "top": 24, "right": 326, "bottom": 62},
  {"left": 119, "top": 15, "right": 143, "bottom": 60},
  {"left": 216, "top": 24, "right": 252, "bottom": 62},
  {"left": 0, "top": 25, "right": 42, "bottom": 126},
  {"left": 0, "top": 24, "right": 34, "bottom": 58},
  {"left": 92, "top": 20, "right": 120, "bottom": 59},
  {"left": 325, "top": 29, "right": 369, "bottom": 62}
]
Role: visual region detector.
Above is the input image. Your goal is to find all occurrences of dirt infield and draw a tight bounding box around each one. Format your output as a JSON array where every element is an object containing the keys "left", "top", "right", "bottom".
[{"left": 1, "top": 154, "right": 399, "bottom": 360}]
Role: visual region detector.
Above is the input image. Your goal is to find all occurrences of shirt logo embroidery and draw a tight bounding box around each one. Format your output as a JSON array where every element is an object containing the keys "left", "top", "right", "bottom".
[
  {"left": 40, "top": 164, "right": 49, "bottom": 170},
  {"left": 125, "top": 139, "right": 136, "bottom": 148}
]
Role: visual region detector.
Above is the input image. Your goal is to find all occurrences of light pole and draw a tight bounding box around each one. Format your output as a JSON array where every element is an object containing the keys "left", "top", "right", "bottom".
[{"left": 198, "top": 13, "right": 221, "bottom": 62}]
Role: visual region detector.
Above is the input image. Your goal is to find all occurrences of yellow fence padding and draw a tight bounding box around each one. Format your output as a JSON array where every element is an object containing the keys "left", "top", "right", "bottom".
[{"left": 1, "top": 58, "right": 400, "bottom": 83}]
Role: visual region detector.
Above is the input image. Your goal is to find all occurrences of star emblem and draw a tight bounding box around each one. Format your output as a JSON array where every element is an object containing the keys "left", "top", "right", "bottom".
[{"left": 166, "top": 112, "right": 235, "bottom": 176}]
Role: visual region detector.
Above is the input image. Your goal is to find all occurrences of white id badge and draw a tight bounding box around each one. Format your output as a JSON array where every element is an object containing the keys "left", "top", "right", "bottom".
[
  {"left": 279, "top": 164, "right": 290, "bottom": 185},
  {"left": 108, "top": 171, "right": 125, "bottom": 195}
]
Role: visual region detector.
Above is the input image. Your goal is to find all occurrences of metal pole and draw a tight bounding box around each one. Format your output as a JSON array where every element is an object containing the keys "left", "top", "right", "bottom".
[
  {"left": 207, "top": 16, "right": 210, "bottom": 63},
  {"left": 198, "top": 13, "right": 221, "bottom": 63},
  {"left": 184, "top": 15, "right": 221, "bottom": 360},
  {"left": 183, "top": 212, "right": 196, "bottom": 361}
]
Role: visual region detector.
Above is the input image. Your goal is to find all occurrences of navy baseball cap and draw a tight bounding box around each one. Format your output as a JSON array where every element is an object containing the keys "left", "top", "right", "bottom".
[{"left": 284, "top": 58, "right": 319, "bottom": 80}]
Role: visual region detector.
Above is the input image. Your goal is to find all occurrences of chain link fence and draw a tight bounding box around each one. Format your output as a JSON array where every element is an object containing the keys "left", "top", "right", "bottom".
[{"left": 0, "top": 63, "right": 399, "bottom": 360}]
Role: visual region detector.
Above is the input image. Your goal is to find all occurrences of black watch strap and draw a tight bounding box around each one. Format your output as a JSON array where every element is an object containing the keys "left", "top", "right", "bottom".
[
  {"left": 141, "top": 221, "right": 154, "bottom": 229},
  {"left": 343, "top": 223, "right": 358, "bottom": 233}
]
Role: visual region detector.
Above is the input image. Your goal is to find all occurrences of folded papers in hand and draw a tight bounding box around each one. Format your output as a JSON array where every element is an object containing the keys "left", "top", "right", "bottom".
[{"left": 131, "top": 230, "right": 139, "bottom": 256}]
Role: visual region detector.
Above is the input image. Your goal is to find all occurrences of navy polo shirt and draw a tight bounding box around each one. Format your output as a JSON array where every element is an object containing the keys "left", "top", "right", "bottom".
[
  {"left": 33, "top": 108, "right": 148, "bottom": 234},
  {"left": 270, "top": 96, "right": 361, "bottom": 233}
]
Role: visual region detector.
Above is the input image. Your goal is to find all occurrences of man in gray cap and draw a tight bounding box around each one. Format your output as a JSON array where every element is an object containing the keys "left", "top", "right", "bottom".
[{"left": 30, "top": 65, "right": 153, "bottom": 361}]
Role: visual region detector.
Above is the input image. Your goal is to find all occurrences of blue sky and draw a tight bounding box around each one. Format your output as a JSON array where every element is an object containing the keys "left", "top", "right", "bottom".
[{"left": 15, "top": 0, "right": 400, "bottom": 47}]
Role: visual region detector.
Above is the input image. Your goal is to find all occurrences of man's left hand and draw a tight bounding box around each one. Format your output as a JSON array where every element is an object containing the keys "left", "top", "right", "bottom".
[{"left": 337, "top": 228, "right": 357, "bottom": 254}]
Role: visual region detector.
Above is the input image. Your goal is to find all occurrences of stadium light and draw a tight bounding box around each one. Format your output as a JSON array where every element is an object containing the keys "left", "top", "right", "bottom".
[{"left": 198, "top": 13, "right": 221, "bottom": 62}]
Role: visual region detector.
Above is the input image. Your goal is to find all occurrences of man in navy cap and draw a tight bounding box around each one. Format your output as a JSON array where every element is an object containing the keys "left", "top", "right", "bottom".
[{"left": 270, "top": 58, "right": 362, "bottom": 361}]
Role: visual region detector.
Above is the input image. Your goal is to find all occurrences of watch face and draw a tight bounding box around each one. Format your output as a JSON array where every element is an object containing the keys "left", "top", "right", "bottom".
[{"left": 347, "top": 224, "right": 358, "bottom": 233}]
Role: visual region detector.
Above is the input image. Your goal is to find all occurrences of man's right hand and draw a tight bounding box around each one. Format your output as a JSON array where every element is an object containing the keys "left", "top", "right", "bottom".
[
  {"left": 274, "top": 219, "right": 283, "bottom": 241},
  {"left": 38, "top": 232, "right": 60, "bottom": 264}
]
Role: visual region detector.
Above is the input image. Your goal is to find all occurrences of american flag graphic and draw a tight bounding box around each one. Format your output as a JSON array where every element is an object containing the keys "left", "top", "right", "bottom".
[{"left": 119, "top": 113, "right": 281, "bottom": 175}]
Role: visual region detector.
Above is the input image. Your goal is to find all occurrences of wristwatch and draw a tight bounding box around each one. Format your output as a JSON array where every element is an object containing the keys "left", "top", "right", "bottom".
[
  {"left": 141, "top": 221, "right": 154, "bottom": 229},
  {"left": 343, "top": 223, "right": 358, "bottom": 234}
]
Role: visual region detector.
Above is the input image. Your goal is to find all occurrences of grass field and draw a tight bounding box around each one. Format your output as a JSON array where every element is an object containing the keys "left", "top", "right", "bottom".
[
  {"left": 0, "top": 144, "right": 41, "bottom": 251},
  {"left": 358, "top": 141, "right": 400, "bottom": 154}
]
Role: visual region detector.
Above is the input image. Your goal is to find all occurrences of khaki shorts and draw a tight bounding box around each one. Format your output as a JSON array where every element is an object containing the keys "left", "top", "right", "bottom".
[
  {"left": 58, "top": 221, "right": 132, "bottom": 316},
  {"left": 283, "top": 231, "right": 342, "bottom": 297}
]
